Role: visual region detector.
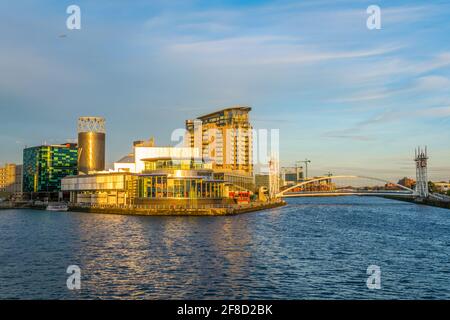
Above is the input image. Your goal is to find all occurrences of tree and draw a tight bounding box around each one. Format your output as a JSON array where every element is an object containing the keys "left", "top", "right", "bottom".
[{"left": 428, "top": 181, "right": 436, "bottom": 193}]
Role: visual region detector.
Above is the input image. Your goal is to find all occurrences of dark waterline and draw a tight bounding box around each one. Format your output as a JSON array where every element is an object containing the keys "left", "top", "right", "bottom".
[{"left": 1, "top": 196, "right": 450, "bottom": 299}]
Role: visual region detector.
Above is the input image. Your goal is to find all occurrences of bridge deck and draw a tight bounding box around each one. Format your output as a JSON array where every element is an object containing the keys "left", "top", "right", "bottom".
[{"left": 281, "top": 191, "right": 416, "bottom": 198}]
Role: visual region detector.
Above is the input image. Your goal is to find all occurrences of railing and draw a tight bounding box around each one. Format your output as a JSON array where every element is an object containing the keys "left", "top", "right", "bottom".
[
  {"left": 430, "top": 193, "right": 450, "bottom": 202},
  {"left": 280, "top": 190, "right": 416, "bottom": 197},
  {"left": 283, "top": 190, "right": 414, "bottom": 194}
]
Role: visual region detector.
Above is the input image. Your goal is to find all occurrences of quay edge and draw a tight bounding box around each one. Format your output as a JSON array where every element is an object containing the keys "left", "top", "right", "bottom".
[
  {"left": 67, "top": 201, "right": 287, "bottom": 217},
  {"left": 382, "top": 195, "right": 450, "bottom": 210}
]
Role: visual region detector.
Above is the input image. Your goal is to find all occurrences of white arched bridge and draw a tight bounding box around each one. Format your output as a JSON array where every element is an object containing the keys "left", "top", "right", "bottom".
[{"left": 277, "top": 175, "right": 417, "bottom": 198}]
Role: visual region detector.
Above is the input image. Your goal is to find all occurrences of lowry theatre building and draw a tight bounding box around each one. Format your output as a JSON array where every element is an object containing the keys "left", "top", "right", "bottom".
[
  {"left": 62, "top": 155, "right": 228, "bottom": 206},
  {"left": 62, "top": 107, "right": 257, "bottom": 207}
]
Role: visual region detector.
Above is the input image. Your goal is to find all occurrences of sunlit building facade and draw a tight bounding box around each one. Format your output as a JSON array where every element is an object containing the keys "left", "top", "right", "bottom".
[
  {"left": 62, "top": 172, "right": 136, "bottom": 205},
  {"left": 114, "top": 138, "right": 200, "bottom": 174},
  {"left": 62, "top": 156, "right": 228, "bottom": 206},
  {"left": 186, "top": 106, "right": 253, "bottom": 174},
  {"left": 185, "top": 106, "right": 255, "bottom": 191},
  {"left": 138, "top": 157, "right": 224, "bottom": 201},
  {"left": 0, "top": 163, "right": 22, "bottom": 194},
  {"left": 23, "top": 144, "right": 78, "bottom": 193},
  {"left": 61, "top": 107, "right": 258, "bottom": 206}
]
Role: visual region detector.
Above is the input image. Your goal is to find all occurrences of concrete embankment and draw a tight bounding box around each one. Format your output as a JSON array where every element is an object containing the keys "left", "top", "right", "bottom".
[
  {"left": 0, "top": 202, "right": 15, "bottom": 210},
  {"left": 0, "top": 203, "right": 46, "bottom": 210},
  {"left": 69, "top": 201, "right": 286, "bottom": 216},
  {"left": 384, "top": 196, "right": 450, "bottom": 210}
]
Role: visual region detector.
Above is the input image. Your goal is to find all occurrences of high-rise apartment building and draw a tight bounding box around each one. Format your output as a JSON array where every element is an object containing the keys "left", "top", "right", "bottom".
[
  {"left": 0, "top": 163, "right": 22, "bottom": 194},
  {"left": 185, "top": 106, "right": 254, "bottom": 191},
  {"left": 23, "top": 144, "right": 78, "bottom": 193},
  {"left": 186, "top": 106, "right": 253, "bottom": 174}
]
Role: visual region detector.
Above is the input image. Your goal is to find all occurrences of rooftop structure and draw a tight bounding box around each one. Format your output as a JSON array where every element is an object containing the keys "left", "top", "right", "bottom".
[{"left": 114, "top": 138, "right": 200, "bottom": 173}]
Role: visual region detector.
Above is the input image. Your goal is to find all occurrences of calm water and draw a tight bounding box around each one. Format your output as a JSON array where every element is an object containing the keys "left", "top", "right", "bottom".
[{"left": 1, "top": 196, "right": 450, "bottom": 299}]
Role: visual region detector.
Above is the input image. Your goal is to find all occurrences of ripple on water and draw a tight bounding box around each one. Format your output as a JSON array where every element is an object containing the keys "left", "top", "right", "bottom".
[{"left": 1, "top": 197, "right": 450, "bottom": 299}]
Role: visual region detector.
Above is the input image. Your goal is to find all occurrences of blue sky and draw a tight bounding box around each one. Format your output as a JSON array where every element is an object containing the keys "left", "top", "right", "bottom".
[{"left": 1, "top": 0, "right": 449, "bottom": 181}]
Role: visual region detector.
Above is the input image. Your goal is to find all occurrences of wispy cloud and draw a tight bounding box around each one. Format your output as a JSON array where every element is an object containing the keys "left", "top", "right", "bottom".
[
  {"left": 169, "top": 35, "right": 401, "bottom": 65},
  {"left": 417, "top": 106, "right": 450, "bottom": 117}
]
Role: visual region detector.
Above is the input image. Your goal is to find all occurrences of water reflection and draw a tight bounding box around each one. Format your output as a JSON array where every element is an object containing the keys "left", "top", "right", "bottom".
[{"left": 1, "top": 196, "right": 450, "bottom": 299}]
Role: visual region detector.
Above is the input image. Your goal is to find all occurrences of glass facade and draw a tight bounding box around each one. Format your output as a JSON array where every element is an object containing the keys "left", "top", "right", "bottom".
[
  {"left": 61, "top": 157, "right": 226, "bottom": 205},
  {"left": 138, "top": 157, "right": 224, "bottom": 199},
  {"left": 23, "top": 144, "right": 78, "bottom": 193},
  {"left": 138, "top": 175, "right": 224, "bottom": 199},
  {"left": 62, "top": 174, "right": 126, "bottom": 191},
  {"left": 144, "top": 158, "right": 211, "bottom": 172}
]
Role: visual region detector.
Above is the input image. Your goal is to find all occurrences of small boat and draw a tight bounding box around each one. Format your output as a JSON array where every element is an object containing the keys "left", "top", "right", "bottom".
[{"left": 46, "top": 203, "right": 69, "bottom": 212}]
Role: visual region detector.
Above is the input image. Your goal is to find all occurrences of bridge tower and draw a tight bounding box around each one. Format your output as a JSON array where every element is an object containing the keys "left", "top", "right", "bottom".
[{"left": 414, "top": 146, "right": 429, "bottom": 198}]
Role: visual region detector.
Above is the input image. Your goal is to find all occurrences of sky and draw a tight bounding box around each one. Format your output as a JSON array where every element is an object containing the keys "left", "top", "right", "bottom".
[{"left": 0, "top": 0, "right": 449, "bottom": 181}]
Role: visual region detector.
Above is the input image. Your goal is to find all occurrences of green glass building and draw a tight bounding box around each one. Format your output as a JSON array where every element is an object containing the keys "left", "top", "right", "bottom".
[{"left": 23, "top": 144, "right": 78, "bottom": 193}]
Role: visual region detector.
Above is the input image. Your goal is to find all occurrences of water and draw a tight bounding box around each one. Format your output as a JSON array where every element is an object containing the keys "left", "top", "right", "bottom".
[{"left": 1, "top": 196, "right": 450, "bottom": 299}]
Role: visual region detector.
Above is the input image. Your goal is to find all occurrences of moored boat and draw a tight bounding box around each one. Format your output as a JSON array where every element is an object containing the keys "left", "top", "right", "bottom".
[{"left": 46, "top": 203, "right": 69, "bottom": 212}]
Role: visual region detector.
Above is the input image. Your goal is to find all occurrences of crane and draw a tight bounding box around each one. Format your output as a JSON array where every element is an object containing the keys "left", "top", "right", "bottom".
[{"left": 296, "top": 159, "right": 311, "bottom": 181}]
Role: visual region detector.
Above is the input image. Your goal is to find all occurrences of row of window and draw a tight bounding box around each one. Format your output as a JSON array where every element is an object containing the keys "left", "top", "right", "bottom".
[{"left": 138, "top": 176, "right": 224, "bottom": 199}]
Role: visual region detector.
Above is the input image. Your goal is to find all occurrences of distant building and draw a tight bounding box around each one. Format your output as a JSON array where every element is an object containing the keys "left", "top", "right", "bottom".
[
  {"left": 398, "top": 177, "right": 415, "bottom": 189},
  {"left": 23, "top": 144, "right": 78, "bottom": 193},
  {"left": 0, "top": 163, "right": 22, "bottom": 194},
  {"left": 384, "top": 182, "right": 398, "bottom": 190},
  {"left": 434, "top": 181, "right": 450, "bottom": 193},
  {"left": 280, "top": 167, "right": 303, "bottom": 186}
]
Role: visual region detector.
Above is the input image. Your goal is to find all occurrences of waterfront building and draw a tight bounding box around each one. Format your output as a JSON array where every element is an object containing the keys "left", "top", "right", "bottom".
[
  {"left": 186, "top": 106, "right": 253, "bottom": 174},
  {"left": 114, "top": 138, "right": 200, "bottom": 174},
  {"left": 0, "top": 163, "right": 22, "bottom": 194},
  {"left": 62, "top": 155, "right": 228, "bottom": 206},
  {"left": 61, "top": 172, "right": 136, "bottom": 205},
  {"left": 280, "top": 167, "right": 304, "bottom": 186},
  {"left": 137, "top": 156, "right": 226, "bottom": 203},
  {"left": 185, "top": 106, "right": 255, "bottom": 191},
  {"left": 212, "top": 171, "right": 255, "bottom": 192},
  {"left": 62, "top": 107, "right": 258, "bottom": 207},
  {"left": 23, "top": 144, "right": 78, "bottom": 193}
]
